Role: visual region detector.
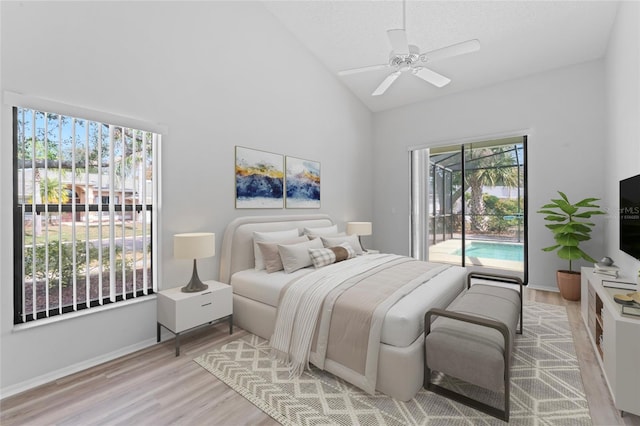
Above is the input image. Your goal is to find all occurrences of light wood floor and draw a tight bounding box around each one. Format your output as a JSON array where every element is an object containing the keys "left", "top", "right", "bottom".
[{"left": 1, "top": 288, "right": 639, "bottom": 426}]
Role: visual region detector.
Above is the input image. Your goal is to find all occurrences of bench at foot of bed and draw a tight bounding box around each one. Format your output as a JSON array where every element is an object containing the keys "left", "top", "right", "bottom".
[{"left": 423, "top": 272, "right": 523, "bottom": 422}]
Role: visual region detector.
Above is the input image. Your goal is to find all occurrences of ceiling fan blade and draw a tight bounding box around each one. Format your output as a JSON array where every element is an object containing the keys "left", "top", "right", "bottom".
[
  {"left": 412, "top": 67, "right": 451, "bottom": 88},
  {"left": 421, "top": 39, "right": 480, "bottom": 63},
  {"left": 387, "top": 29, "right": 409, "bottom": 55},
  {"left": 372, "top": 71, "right": 402, "bottom": 96},
  {"left": 338, "top": 64, "right": 389, "bottom": 76}
]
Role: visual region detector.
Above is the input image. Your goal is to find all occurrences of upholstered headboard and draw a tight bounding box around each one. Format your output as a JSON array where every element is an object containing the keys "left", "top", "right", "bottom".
[{"left": 219, "top": 214, "right": 334, "bottom": 283}]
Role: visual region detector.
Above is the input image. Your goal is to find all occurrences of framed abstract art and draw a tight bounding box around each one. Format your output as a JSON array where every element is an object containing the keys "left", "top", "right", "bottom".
[
  {"left": 285, "top": 156, "right": 320, "bottom": 209},
  {"left": 235, "top": 146, "right": 284, "bottom": 208}
]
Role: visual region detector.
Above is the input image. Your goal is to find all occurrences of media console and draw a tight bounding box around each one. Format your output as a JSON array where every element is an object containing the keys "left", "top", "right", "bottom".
[{"left": 580, "top": 267, "right": 640, "bottom": 417}]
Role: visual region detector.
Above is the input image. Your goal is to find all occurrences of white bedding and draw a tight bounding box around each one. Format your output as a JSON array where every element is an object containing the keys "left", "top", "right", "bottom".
[
  {"left": 231, "top": 267, "right": 312, "bottom": 308},
  {"left": 231, "top": 257, "right": 466, "bottom": 347}
]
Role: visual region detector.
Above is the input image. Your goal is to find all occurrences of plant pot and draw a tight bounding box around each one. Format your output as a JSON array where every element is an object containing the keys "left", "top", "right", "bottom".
[{"left": 556, "top": 270, "right": 581, "bottom": 301}]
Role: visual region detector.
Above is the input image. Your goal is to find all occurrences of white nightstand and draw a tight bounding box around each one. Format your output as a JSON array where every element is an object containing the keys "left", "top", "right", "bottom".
[
  {"left": 157, "top": 280, "right": 233, "bottom": 356},
  {"left": 364, "top": 249, "right": 380, "bottom": 254}
]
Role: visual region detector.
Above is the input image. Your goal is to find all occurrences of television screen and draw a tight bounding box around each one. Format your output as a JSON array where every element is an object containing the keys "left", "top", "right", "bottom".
[{"left": 620, "top": 173, "right": 640, "bottom": 259}]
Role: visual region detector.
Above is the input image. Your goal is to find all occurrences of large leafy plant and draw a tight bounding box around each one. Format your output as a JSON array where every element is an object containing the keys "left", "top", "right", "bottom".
[{"left": 538, "top": 191, "right": 605, "bottom": 272}]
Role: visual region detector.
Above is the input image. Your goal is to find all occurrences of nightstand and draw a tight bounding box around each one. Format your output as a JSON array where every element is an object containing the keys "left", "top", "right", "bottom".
[
  {"left": 157, "top": 280, "right": 233, "bottom": 356},
  {"left": 364, "top": 249, "right": 380, "bottom": 254}
]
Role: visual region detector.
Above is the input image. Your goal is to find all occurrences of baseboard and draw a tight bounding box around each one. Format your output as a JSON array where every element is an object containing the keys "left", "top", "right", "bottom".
[
  {"left": 526, "top": 283, "right": 559, "bottom": 293},
  {"left": 0, "top": 337, "right": 157, "bottom": 399}
]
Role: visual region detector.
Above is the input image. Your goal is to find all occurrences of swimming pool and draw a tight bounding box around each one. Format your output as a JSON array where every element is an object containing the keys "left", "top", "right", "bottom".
[{"left": 454, "top": 242, "right": 524, "bottom": 262}]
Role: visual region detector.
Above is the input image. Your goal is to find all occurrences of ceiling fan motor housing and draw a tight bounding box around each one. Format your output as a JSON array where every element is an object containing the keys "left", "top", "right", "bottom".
[{"left": 389, "top": 45, "right": 420, "bottom": 71}]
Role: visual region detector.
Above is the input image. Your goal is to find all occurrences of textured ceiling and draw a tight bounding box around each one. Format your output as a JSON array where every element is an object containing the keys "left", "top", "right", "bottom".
[{"left": 264, "top": 1, "right": 619, "bottom": 112}]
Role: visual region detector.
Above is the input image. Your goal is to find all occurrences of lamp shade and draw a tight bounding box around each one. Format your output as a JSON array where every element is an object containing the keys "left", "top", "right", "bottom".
[
  {"left": 174, "top": 232, "right": 215, "bottom": 259},
  {"left": 346, "top": 222, "right": 372, "bottom": 236}
]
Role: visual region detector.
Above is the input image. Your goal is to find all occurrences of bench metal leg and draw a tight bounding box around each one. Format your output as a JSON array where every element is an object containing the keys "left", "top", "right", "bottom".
[
  {"left": 425, "top": 376, "right": 509, "bottom": 422},
  {"left": 425, "top": 381, "right": 509, "bottom": 422}
]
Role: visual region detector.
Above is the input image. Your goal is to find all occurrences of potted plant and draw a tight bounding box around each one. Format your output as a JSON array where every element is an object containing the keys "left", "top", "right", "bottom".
[{"left": 538, "top": 191, "right": 605, "bottom": 301}]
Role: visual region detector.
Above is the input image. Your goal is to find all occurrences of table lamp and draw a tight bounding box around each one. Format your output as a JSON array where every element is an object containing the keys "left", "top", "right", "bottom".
[
  {"left": 346, "top": 221, "right": 372, "bottom": 251},
  {"left": 174, "top": 232, "right": 215, "bottom": 293}
]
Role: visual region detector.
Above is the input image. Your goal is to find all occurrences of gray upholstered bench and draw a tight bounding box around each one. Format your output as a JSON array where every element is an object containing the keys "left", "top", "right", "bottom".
[{"left": 424, "top": 272, "right": 523, "bottom": 422}]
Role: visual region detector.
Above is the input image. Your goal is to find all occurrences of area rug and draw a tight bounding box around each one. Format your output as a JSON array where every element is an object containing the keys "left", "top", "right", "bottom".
[{"left": 194, "top": 301, "right": 591, "bottom": 425}]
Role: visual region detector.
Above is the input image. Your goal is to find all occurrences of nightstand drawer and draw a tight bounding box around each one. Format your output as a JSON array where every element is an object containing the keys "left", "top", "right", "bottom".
[
  {"left": 205, "top": 285, "right": 233, "bottom": 318},
  {"left": 175, "top": 291, "right": 213, "bottom": 312},
  {"left": 175, "top": 293, "right": 215, "bottom": 332}
]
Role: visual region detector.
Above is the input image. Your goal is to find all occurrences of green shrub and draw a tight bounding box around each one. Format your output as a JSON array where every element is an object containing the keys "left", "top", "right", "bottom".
[
  {"left": 483, "top": 195, "right": 521, "bottom": 234},
  {"left": 23, "top": 240, "right": 133, "bottom": 287}
]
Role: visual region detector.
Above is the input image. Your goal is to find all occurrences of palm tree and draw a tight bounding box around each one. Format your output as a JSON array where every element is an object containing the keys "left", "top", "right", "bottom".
[
  {"left": 39, "top": 176, "right": 70, "bottom": 204},
  {"left": 112, "top": 129, "right": 153, "bottom": 204},
  {"left": 28, "top": 175, "right": 70, "bottom": 227},
  {"left": 464, "top": 147, "right": 521, "bottom": 232}
]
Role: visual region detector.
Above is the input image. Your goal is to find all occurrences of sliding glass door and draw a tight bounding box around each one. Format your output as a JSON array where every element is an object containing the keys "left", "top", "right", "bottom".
[{"left": 412, "top": 136, "right": 527, "bottom": 280}]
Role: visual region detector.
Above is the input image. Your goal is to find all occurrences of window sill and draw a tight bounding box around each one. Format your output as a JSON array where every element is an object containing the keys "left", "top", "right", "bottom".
[{"left": 13, "top": 294, "right": 157, "bottom": 332}]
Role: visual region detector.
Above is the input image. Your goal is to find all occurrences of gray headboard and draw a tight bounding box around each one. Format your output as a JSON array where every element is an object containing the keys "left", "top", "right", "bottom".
[{"left": 219, "top": 214, "right": 334, "bottom": 283}]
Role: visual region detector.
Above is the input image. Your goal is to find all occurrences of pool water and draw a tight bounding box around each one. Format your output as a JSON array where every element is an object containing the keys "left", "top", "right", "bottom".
[{"left": 454, "top": 242, "right": 524, "bottom": 262}]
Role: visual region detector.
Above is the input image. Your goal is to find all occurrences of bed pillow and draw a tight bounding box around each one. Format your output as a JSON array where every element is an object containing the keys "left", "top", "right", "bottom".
[
  {"left": 278, "top": 238, "right": 324, "bottom": 273},
  {"left": 307, "top": 232, "right": 346, "bottom": 240},
  {"left": 302, "top": 224, "right": 339, "bottom": 237},
  {"left": 321, "top": 234, "right": 364, "bottom": 255},
  {"left": 308, "top": 242, "right": 356, "bottom": 268},
  {"left": 253, "top": 229, "right": 299, "bottom": 270},
  {"left": 257, "top": 236, "right": 309, "bottom": 273}
]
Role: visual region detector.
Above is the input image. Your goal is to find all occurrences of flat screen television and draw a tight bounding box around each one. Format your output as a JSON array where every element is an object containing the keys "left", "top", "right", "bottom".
[{"left": 620, "top": 173, "right": 640, "bottom": 260}]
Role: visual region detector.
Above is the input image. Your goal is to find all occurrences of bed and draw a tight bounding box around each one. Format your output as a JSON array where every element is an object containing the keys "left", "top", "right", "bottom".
[{"left": 219, "top": 214, "right": 467, "bottom": 401}]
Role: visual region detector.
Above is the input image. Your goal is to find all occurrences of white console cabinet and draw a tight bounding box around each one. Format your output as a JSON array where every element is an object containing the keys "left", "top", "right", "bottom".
[{"left": 580, "top": 267, "right": 640, "bottom": 416}]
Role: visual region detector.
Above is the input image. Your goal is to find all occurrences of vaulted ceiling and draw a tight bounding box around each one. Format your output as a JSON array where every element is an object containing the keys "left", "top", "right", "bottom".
[{"left": 264, "top": 1, "right": 619, "bottom": 112}]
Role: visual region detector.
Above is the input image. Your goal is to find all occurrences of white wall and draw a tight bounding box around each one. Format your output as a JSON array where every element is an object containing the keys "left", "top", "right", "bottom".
[
  {"left": 604, "top": 1, "right": 640, "bottom": 279},
  {"left": 372, "top": 61, "right": 607, "bottom": 291},
  {"left": 0, "top": 1, "right": 373, "bottom": 394}
]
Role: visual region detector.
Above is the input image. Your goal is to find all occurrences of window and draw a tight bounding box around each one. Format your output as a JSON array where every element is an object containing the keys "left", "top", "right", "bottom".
[{"left": 13, "top": 106, "right": 159, "bottom": 324}]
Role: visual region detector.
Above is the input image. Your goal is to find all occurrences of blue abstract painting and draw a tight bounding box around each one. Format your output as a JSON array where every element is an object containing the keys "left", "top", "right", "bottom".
[
  {"left": 285, "top": 156, "right": 320, "bottom": 208},
  {"left": 235, "top": 146, "right": 284, "bottom": 208}
]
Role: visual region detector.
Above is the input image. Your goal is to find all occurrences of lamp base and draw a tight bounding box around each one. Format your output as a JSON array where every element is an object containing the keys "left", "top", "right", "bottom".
[
  {"left": 181, "top": 259, "right": 209, "bottom": 293},
  {"left": 181, "top": 280, "right": 208, "bottom": 293}
]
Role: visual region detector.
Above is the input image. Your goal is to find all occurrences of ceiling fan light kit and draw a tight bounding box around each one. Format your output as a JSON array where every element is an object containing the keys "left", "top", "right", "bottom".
[{"left": 338, "top": 2, "right": 480, "bottom": 97}]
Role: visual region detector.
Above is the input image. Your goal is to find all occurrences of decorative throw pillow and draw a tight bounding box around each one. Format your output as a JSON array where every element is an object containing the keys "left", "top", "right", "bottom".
[
  {"left": 257, "top": 236, "right": 309, "bottom": 273},
  {"left": 321, "top": 234, "right": 364, "bottom": 255},
  {"left": 308, "top": 242, "right": 356, "bottom": 268},
  {"left": 306, "top": 232, "right": 346, "bottom": 240},
  {"left": 302, "top": 224, "right": 339, "bottom": 237},
  {"left": 253, "top": 229, "right": 299, "bottom": 270},
  {"left": 277, "top": 238, "right": 324, "bottom": 273}
]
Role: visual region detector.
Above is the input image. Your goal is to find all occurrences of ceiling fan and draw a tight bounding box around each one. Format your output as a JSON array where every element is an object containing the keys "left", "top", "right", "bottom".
[{"left": 338, "top": 2, "right": 480, "bottom": 96}]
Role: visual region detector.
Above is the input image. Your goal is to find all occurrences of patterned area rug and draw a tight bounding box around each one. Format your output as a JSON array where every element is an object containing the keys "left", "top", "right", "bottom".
[{"left": 194, "top": 301, "right": 591, "bottom": 425}]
